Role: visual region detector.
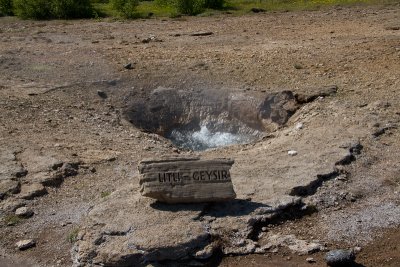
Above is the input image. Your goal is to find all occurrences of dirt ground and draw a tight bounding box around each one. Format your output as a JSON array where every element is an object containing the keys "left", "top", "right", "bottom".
[{"left": 0, "top": 2, "right": 399, "bottom": 266}]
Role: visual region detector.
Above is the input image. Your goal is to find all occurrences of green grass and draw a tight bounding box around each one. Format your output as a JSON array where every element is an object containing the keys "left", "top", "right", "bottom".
[
  {"left": 4, "top": 215, "right": 22, "bottom": 226},
  {"left": 4, "top": 0, "right": 399, "bottom": 20},
  {"left": 93, "top": 1, "right": 175, "bottom": 18},
  {"left": 100, "top": 191, "right": 111, "bottom": 198},
  {"left": 226, "top": 0, "right": 398, "bottom": 13},
  {"left": 67, "top": 228, "right": 79, "bottom": 243},
  {"left": 141, "top": 0, "right": 398, "bottom": 17}
]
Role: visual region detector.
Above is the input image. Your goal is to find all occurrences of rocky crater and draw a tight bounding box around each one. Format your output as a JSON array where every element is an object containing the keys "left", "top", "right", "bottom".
[{"left": 124, "top": 87, "right": 323, "bottom": 151}]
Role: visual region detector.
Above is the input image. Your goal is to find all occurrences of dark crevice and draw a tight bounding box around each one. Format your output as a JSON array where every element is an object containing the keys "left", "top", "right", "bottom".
[
  {"left": 247, "top": 201, "right": 316, "bottom": 241},
  {"left": 289, "top": 171, "right": 339, "bottom": 197},
  {"left": 291, "top": 142, "right": 363, "bottom": 197}
]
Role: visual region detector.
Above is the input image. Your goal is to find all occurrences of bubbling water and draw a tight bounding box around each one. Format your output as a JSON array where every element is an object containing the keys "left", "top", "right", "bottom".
[{"left": 168, "top": 125, "right": 255, "bottom": 151}]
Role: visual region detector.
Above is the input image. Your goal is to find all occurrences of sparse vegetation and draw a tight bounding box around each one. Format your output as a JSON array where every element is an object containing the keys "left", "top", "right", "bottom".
[
  {"left": 1, "top": 0, "right": 398, "bottom": 19},
  {"left": 101, "top": 191, "right": 111, "bottom": 198},
  {"left": 12, "top": 0, "right": 93, "bottom": 19},
  {"left": 4, "top": 215, "right": 22, "bottom": 226},
  {"left": 0, "top": 0, "right": 13, "bottom": 16},
  {"left": 67, "top": 228, "right": 79, "bottom": 243},
  {"left": 110, "top": 0, "right": 139, "bottom": 18}
]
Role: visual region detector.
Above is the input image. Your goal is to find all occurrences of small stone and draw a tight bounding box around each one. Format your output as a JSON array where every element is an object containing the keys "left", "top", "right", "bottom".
[
  {"left": 353, "top": 246, "right": 362, "bottom": 253},
  {"left": 193, "top": 244, "right": 215, "bottom": 260},
  {"left": 61, "top": 163, "right": 78, "bottom": 177},
  {"left": 190, "top": 32, "right": 213, "bottom": 36},
  {"left": 16, "top": 239, "right": 36, "bottom": 250},
  {"left": 124, "top": 63, "right": 134, "bottom": 70},
  {"left": 295, "top": 123, "right": 304, "bottom": 130},
  {"left": 385, "top": 26, "right": 400, "bottom": 30},
  {"left": 261, "top": 226, "right": 268, "bottom": 232},
  {"left": 325, "top": 249, "right": 356, "bottom": 266},
  {"left": 15, "top": 207, "right": 34, "bottom": 218},
  {"left": 288, "top": 150, "right": 298, "bottom": 156},
  {"left": 306, "top": 257, "right": 316, "bottom": 263},
  {"left": 97, "top": 90, "right": 107, "bottom": 99}
]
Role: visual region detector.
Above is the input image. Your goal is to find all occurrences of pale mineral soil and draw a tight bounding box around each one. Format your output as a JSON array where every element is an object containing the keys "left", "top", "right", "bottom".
[{"left": 0, "top": 2, "right": 400, "bottom": 267}]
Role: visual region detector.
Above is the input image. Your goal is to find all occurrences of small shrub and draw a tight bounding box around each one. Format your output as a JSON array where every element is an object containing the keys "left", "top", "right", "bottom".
[
  {"left": 175, "top": 0, "right": 204, "bottom": 15},
  {"left": 14, "top": 0, "right": 93, "bottom": 19},
  {"left": 14, "top": 0, "right": 53, "bottom": 19},
  {"left": 111, "top": 0, "right": 139, "bottom": 18},
  {"left": 100, "top": 191, "right": 111, "bottom": 198},
  {"left": 67, "top": 228, "right": 79, "bottom": 243},
  {"left": 204, "top": 0, "right": 224, "bottom": 9},
  {"left": 156, "top": 0, "right": 204, "bottom": 15},
  {"left": 0, "top": 0, "right": 13, "bottom": 16},
  {"left": 52, "top": 0, "right": 93, "bottom": 19}
]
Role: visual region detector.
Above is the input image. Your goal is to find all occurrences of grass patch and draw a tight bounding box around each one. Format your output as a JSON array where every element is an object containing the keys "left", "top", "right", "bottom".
[
  {"left": 4, "top": 0, "right": 399, "bottom": 19},
  {"left": 4, "top": 215, "right": 22, "bottom": 226},
  {"left": 67, "top": 228, "right": 79, "bottom": 243},
  {"left": 100, "top": 191, "right": 111, "bottom": 198},
  {"left": 227, "top": 0, "right": 398, "bottom": 13}
]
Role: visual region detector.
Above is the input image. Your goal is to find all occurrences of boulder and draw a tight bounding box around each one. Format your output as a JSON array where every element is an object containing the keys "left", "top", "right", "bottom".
[
  {"left": 325, "top": 249, "right": 356, "bottom": 266},
  {"left": 138, "top": 157, "right": 236, "bottom": 203}
]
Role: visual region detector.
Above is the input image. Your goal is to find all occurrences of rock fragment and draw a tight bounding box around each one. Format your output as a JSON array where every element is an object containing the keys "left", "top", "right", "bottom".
[
  {"left": 97, "top": 90, "right": 107, "bottom": 99},
  {"left": 16, "top": 239, "right": 36, "bottom": 250},
  {"left": 15, "top": 207, "right": 34, "bottom": 218},
  {"left": 18, "top": 183, "right": 47, "bottom": 200},
  {"left": 190, "top": 32, "right": 213, "bottom": 36},
  {"left": 124, "top": 63, "right": 134, "bottom": 70},
  {"left": 306, "top": 257, "right": 316, "bottom": 263},
  {"left": 0, "top": 180, "right": 20, "bottom": 199},
  {"left": 325, "top": 249, "right": 356, "bottom": 266}
]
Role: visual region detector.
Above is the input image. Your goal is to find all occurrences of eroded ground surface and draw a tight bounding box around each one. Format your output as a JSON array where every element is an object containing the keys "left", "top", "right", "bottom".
[{"left": 0, "top": 3, "right": 399, "bottom": 266}]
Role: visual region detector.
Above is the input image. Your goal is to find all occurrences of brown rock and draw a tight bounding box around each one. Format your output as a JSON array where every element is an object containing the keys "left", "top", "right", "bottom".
[
  {"left": 15, "top": 207, "right": 34, "bottom": 218},
  {"left": 0, "top": 180, "right": 20, "bottom": 199},
  {"left": 16, "top": 239, "right": 36, "bottom": 250},
  {"left": 138, "top": 157, "right": 236, "bottom": 203},
  {"left": 18, "top": 183, "right": 47, "bottom": 200}
]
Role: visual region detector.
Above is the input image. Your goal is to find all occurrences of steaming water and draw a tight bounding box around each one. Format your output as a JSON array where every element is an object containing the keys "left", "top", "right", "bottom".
[{"left": 168, "top": 125, "right": 254, "bottom": 151}]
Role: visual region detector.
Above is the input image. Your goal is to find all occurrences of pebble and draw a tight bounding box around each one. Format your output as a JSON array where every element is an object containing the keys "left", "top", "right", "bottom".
[
  {"left": 325, "top": 249, "right": 356, "bottom": 266},
  {"left": 295, "top": 123, "right": 304, "bottom": 130},
  {"left": 306, "top": 257, "right": 316, "bottom": 263},
  {"left": 15, "top": 207, "right": 34, "bottom": 218},
  {"left": 288, "top": 150, "right": 298, "bottom": 156},
  {"left": 97, "top": 90, "right": 107, "bottom": 99},
  {"left": 16, "top": 239, "right": 36, "bottom": 250},
  {"left": 124, "top": 63, "right": 134, "bottom": 69}
]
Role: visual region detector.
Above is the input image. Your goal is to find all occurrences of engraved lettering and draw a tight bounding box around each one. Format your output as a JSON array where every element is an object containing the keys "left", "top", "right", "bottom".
[
  {"left": 200, "top": 171, "right": 206, "bottom": 180},
  {"left": 158, "top": 173, "right": 164, "bottom": 183}
]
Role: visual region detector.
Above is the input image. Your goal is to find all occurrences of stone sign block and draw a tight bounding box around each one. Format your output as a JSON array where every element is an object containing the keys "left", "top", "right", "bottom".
[{"left": 138, "top": 157, "right": 236, "bottom": 203}]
